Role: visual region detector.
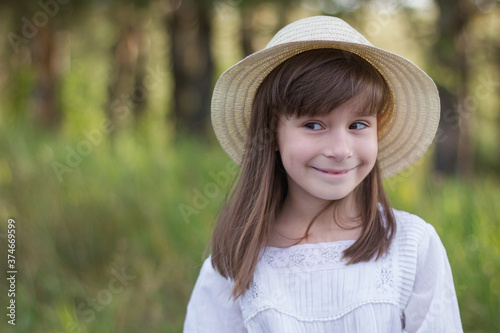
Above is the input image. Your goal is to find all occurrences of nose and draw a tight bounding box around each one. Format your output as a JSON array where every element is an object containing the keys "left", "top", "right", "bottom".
[{"left": 322, "top": 129, "right": 352, "bottom": 161}]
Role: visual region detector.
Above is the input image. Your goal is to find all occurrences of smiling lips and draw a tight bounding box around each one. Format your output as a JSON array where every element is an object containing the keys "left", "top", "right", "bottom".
[{"left": 312, "top": 167, "right": 355, "bottom": 175}]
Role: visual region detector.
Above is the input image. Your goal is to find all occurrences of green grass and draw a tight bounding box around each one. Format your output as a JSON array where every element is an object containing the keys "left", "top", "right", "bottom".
[
  {"left": 0, "top": 122, "right": 499, "bottom": 332},
  {"left": 0, "top": 122, "right": 232, "bottom": 332}
]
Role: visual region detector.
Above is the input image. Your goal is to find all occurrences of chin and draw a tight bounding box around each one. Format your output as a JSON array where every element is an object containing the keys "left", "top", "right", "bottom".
[{"left": 316, "top": 192, "right": 352, "bottom": 202}]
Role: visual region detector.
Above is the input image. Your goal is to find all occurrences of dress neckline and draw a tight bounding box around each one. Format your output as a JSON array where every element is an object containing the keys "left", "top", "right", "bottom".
[{"left": 266, "top": 238, "right": 356, "bottom": 250}]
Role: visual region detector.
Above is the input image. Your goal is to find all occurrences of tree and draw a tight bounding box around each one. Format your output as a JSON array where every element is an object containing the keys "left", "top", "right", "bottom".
[
  {"left": 3, "top": 1, "right": 66, "bottom": 127},
  {"left": 238, "top": 0, "right": 297, "bottom": 57},
  {"left": 165, "top": 0, "right": 215, "bottom": 137},
  {"left": 431, "top": 0, "right": 482, "bottom": 177},
  {"left": 2, "top": 0, "right": 90, "bottom": 128},
  {"left": 107, "top": 0, "right": 152, "bottom": 129}
]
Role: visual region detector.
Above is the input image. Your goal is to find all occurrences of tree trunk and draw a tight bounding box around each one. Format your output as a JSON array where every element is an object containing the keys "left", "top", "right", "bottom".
[
  {"left": 132, "top": 27, "right": 149, "bottom": 120},
  {"left": 107, "top": 7, "right": 149, "bottom": 129},
  {"left": 239, "top": 3, "right": 292, "bottom": 58},
  {"left": 432, "top": 0, "right": 477, "bottom": 177},
  {"left": 240, "top": 7, "right": 254, "bottom": 57},
  {"left": 435, "top": 85, "right": 459, "bottom": 174},
  {"left": 167, "top": 0, "right": 214, "bottom": 137},
  {"left": 32, "top": 23, "right": 60, "bottom": 127}
]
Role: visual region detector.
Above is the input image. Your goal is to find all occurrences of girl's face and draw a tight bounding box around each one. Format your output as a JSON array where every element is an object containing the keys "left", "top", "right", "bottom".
[{"left": 277, "top": 97, "right": 378, "bottom": 206}]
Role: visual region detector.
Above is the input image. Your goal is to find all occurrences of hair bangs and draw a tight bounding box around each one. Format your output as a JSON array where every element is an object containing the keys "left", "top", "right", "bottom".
[{"left": 268, "top": 49, "right": 389, "bottom": 120}]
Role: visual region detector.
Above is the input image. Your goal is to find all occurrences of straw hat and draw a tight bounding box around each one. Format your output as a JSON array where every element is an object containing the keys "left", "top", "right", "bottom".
[{"left": 211, "top": 15, "right": 439, "bottom": 179}]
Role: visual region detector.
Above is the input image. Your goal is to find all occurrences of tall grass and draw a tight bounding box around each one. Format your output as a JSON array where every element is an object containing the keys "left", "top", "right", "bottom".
[
  {"left": 0, "top": 122, "right": 499, "bottom": 332},
  {"left": 0, "top": 122, "right": 230, "bottom": 332}
]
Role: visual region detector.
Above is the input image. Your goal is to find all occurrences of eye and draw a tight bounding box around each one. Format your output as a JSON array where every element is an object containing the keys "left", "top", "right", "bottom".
[
  {"left": 304, "top": 122, "right": 323, "bottom": 130},
  {"left": 349, "top": 121, "right": 368, "bottom": 130}
]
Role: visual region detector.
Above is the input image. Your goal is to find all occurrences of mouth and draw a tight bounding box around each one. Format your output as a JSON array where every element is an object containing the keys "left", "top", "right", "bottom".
[{"left": 312, "top": 167, "right": 355, "bottom": 176}]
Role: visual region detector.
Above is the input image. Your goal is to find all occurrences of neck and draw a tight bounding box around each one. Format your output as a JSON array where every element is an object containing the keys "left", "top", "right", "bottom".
[{"left": 272, "top": 192, "right": 362, "bottom": 247}]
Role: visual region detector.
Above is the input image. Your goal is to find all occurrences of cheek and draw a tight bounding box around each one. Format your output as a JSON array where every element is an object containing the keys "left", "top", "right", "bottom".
[
  {"left": 277, "top": 129, "right": 306, "bottom": 162},
  {"left": 360, "top": 134, "right": 378, "bottom": 165},
  {"left": 368, "top": 140, "right": 378, "bottom": 165},
  {"left": 279, "top": 145, "right": 301, "bottom": 168},
  {"left": 278, "top": 143, "right": 312, "bottom": 176}
]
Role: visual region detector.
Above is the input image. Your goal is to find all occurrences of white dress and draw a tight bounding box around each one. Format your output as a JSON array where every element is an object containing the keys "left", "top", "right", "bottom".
[{"left": 184, "top": 209, "right": 463, "bottom": 332}]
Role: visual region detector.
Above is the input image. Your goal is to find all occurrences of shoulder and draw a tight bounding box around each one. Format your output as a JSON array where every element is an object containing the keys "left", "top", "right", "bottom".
[
  {"left": 186, "top": 256, "right": 237, "bottom": 309},
  {"left": 390, "top": 210, "right": 463, "bottom": 331},
  {"left": 390, "top": 209, "right": 450, "bottom": 308},
  {"left": 391, "top": 208, "right": 446, "bottom": 263},
  {"left": 184, "top": 256, "right": 246, "bottom": 332},
  {"left": 193, "top": 256, "right": 234, "bottom": 294},
  {"left": 392, "top": 208, "right": 440, "bottom": 248}
]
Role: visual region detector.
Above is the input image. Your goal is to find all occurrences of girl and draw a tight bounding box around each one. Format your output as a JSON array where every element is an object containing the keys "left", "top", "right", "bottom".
[{"left": 184, "top": 16, "right": 463, "bottom": 332}]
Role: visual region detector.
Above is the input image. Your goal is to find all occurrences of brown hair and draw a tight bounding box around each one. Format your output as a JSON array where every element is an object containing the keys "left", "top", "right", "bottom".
[{"left": 211, "top": 49, "right": 396, "bottom": 299}]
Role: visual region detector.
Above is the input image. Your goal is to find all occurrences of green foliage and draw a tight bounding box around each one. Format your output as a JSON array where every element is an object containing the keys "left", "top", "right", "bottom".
[{"left": 0, "top": 121, "right": 230, "bottom": 332}]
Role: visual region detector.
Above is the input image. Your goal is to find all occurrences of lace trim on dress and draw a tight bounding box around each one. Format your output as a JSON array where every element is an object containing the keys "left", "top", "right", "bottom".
[
  {"left": 261, "top": 242, "right": 353, "bottom": 270},
  {"left": 376, "top": 248, "right": 394, "bottom": 294}
]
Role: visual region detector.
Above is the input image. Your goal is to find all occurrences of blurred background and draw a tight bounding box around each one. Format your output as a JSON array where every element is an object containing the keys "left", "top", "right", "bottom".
[{"left": 0, "top": 0, "right": 499, "bottom": 332}]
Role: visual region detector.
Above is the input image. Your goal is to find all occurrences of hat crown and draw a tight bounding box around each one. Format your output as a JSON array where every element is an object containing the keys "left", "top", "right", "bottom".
[{"left": 266, "top": 16, "right": 374, "bottom": 49}]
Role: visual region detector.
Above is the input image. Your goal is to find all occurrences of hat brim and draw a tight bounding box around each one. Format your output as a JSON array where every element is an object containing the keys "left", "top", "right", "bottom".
[{"left": 211, "top": 40, "right": 439, "bottom": 179}]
